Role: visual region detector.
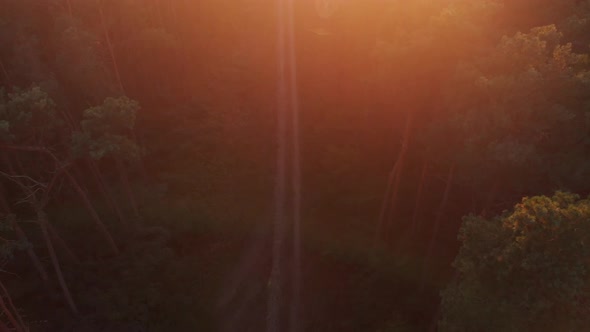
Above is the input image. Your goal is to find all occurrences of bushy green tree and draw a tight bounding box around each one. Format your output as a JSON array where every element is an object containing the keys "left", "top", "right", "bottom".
[
  {"left": 72, "top": 95, "right": 141, "bottom": 161},
  {"left": 442, "top": 24, "right": 590, "bottom": 207},
  {"left": 439, "top": 191, "right": 590, "bottom": 332},
  {"left": 0, "top": 86, "right": 62, "bottom": 143}
]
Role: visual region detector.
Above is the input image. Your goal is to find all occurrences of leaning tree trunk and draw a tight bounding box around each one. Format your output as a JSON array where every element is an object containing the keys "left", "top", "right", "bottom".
[
  {"left": 64, "top": 170, "right": 119, "bottom": 255},
  {"left": 2, "top": 215, "right": 49, "bottom": 285},
  {"left": 61, "top": 106, "right": 128, "bottom": 228},
  {"left": 0, "top": 184, "right": 49, "bottom": 283},
  {"left": 47, "top": 222, "right": 81, "bottom": 265},
  {"left": 480, "top": 179, "right": 500, "bottom": 218},
  {"left": 116, "top": 158, "right": 141, "bottom": 229},
  {"left": 393, "top": 160, "right": 430, "bottom": 255},
  {"left": 37, "top": 210, "right": 79, "bottom": 314},
  {"left": 14, "top": 222, "right": 49, "bottom": 282},
  {"left": 87, "top": 159, "right": 128, "bottom": 226},
  {"left": 98, "top": 0, "right": 125, "bottom": 94},
  {"left": 0, "top": 144, "right": 118, "bottom": 254},
  {"left": 0, "top": 281, "right": 26, "bottom": 332},
  {"left": 410, "top": 160, "right": 429, "bottom": 237},
  {"left": 375, "top": 112, "right": 414, "bottom": 245},
  {"left": 100, "top": 0, "right": 150, "bottom": 184},
  {"left": 420, "top": 163, "right": 455, "bottom": 292},
  {"left": 375, "top": 155, "right": 401, "bottom": 245}
]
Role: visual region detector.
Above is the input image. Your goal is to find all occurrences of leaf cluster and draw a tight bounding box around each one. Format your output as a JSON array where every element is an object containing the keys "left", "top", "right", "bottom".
[
  {"left": 71, "top": 96, "right": 142, "bottom": 161},
  {"left": 440, "top": 191, "right": 590, "bottom": 331}
]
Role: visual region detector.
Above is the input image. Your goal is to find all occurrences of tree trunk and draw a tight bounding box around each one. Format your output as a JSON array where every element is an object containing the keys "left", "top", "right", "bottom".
[
  {"left": 14, "top": 222, "right": 50, "bottom": 282},
  {"left": 384, "top": 148, "right": 408, "bottom": 242},
  {"left": 420, "top": 163, "right": 455, "bottom": 291},
  {"left": 66, "top": 112, "right": 127, "bottom": 227},
  {"left": 0, "top": 320, "right": 11, "bottom": 332},
  {"left": 64, "top": 170, "right": 119, "bottom": 255},
  {"left": 392, "top": 160, "right": 429, "bottom": 255},
  {"left": 288, "top": 0, "right": 302, "bottom": 327},
  {"left": 131, "top": 132, "right": 150, "bottom": 183},
  {"left": 375, "top": 112, "right": 413, "bottom": 245},
  {"left": 268, "top": 0, "right": 289, "bottom": 326},
  {"left": 1, "top": 144, "right": 118, "bottom": 254},
  {"left": 0, "top": 187, "right": 49, "bottom": 283},
  {"left": 0, "top": 281, "right": 25, "bottom": 332},
  {"left": 410, "top": 160, "right": 429, "bottom": 236},
  {"left": 480, "top": 179, "right": 500, "bottom": 217},
  {"left": 98, "top": 0, "right": 125, "bottom": 94},
  {"left": 37, "top": 210, "right": 79, "bottom": 314},
  {"left": 116, "top": 158, "right": 141, "bottom": 229},
  {"left": 375, "top": 157, "right": 401, "bottom": 245},
  {"left": 87, "top": 158, "right": 127, "bottom": 226},
  {"left": 47, "top": 222, "right": 81, "bottom": 265}
]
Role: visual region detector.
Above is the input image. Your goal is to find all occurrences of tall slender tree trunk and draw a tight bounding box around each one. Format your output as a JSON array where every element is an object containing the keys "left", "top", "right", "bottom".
[
  {"left": 62, "top": 106, "right": 127, "bottom": 228},
  {"left": 47, "top": 223, "right": 81, "bottom": 265},
  {"left": 64, "top": 170, "right": 119, "bottom": 255},
  {"left": 420, "top": 163, "right": 455, "bottom": 291},
  {"left": 393, "top": 160, "right": 429, "bottom": 255},
  {"left": 37, "top": 210, "right": 78, "bottom": 314},
  {"left": 98, "top": 0, "right": 125, "bottom": 94},
  {"left": 0, "top": 281, "right": 26, "bottom": 332},
  {"left": 410, "top": 160, "right": 429, "bottom": 236},
  {"left": 268, "top": 0, "right": 289, "bottom": 328},
  {"left": 0, "top": 297, "right": 22, "bottom": 332},
  {"left": 13, "top": 221, "right": 50, "bottom": 283},
  {"left": 0, "top": 186, "right": 49, "bottom": 283},
  {"left": 375, "top": 112, "right": 413, "bottom": 244},
  {"left": 480, "top": 179, "right": 500, "bottom": 217},
  {"left": 375, "top": 156, "right": 401, "bottom": 245},
  {"left": 287, "top": 0, "right": 302, "bottom": 326},
  {"left": 87, "top": 159, "right": 127, "bottom": 226},
  {"left": 116, "top": 158, "right": 141, "bottom": 229},
  {"left": 132, "top": 132, "right": 150, "bottom": 183},
  {"left": 1, "top": 142, "right": 118, "bottom": 253}
]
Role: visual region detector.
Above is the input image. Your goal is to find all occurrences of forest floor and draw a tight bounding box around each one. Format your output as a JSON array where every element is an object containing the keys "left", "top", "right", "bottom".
[
  {"left": 5, "top": 189, "right": 455, "bottom": 331},
  {"left": 166, "top": 224, "right": 443, "bottom": 332}
]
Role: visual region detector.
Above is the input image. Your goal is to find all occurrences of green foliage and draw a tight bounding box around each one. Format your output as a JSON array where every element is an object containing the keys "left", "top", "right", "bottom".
[
  {"left": 444, "top": 24, "right": 590, "bottom": 191},
  {"left": 0, "top": 86, "right": 61, "bottom": 143},
  {"left": 72, "top": 96, "right": 142, "bottom": 161},
  {"left": 440, "top": 192, "right": 590, "bottom": 331}
]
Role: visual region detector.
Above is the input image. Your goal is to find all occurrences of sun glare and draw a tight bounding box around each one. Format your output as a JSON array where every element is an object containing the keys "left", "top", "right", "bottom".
[{"left": 315, "top": 0, "right": 339, "bottom": 18}]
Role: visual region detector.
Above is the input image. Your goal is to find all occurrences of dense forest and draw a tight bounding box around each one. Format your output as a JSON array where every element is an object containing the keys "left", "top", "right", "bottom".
[{"left": 1, "top": 0, "right": 590, "bottom": 331}]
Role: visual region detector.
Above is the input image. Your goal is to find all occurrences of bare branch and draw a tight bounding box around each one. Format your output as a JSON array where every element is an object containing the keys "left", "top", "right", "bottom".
[
  {"left": 16, "top": 188, "right": 43, "bottom": 205},
  {"left": 0, "top": 269, "right": 19, "bottom": 278},
  {"left": 0, "top": 173, "right": 47, "bottom": 189},
  {"left": 0, "top": 144, "right": 60, "bottom": 164},
  {"left": 0, "top": 171, "right": 35, "bottom": 196}
]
